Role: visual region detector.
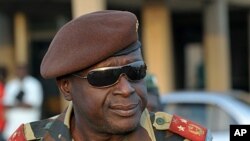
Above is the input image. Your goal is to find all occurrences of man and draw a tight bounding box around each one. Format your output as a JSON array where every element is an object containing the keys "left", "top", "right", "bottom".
[
  {"left": 9, "top": 10, "right": 212, "bottom": 141},
  {"left": 3, "top": 64, "right": 43, "bottom": 139}
]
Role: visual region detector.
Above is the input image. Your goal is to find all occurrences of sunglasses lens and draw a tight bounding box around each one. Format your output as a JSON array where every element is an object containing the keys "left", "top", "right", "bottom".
[
  {"left": 126, "top": 63, "right": 147, "bottom": 81},
  {"left": 86, "top": 61, "right": 146, "bottom": 87},
  {"left": 87, "top": 69, "right": 120, "bottom": 87}
]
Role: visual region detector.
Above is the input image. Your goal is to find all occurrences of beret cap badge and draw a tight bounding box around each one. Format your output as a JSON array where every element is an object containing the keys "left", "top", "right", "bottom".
[{"left": 136, "top": 20, "right": 139, "bottom": 32}]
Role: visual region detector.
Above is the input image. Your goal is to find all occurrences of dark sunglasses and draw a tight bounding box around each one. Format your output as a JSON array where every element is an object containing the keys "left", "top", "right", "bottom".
[{"left": 72, "top": 61, "right": 147, "bottom": 88}]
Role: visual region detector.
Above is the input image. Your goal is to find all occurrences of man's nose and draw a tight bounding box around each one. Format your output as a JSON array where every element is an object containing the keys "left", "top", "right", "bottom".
[{"left": 113, "top": 75, "right": 135, "bottom": 97}]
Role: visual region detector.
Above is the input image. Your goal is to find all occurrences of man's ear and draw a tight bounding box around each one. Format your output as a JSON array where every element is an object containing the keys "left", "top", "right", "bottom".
[{"left": 56, "top": 77, "right": 72, "bottom": 101}]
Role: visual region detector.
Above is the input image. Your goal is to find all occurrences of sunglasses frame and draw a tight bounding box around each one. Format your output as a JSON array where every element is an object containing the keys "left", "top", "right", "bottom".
[{"left": 72, "top": 61, "right": 147, "bottom": 88}]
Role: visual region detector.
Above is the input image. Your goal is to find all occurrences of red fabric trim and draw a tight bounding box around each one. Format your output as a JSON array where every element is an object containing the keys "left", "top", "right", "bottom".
[{"left": 169, "top": 115, "right": 207, "bottom": 141}]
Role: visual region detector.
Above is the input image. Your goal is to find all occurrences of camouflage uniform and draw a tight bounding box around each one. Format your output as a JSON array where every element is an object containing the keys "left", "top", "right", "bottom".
[{"left": 9, "top": 102, "right": 212, "bottom": 141}]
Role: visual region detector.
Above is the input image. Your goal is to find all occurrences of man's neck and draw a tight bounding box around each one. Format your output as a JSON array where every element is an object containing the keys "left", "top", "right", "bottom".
[{"left": 70, "top": 115, "right": 128, "bottom": 141}]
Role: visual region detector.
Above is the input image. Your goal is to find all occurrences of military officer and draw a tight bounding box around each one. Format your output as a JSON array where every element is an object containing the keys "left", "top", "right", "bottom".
[{"left": 8, "top": 10, "right": 212, "bottom": 141}]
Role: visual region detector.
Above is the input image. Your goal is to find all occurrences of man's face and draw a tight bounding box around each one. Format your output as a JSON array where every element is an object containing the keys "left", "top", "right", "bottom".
[{"left": 69, "top": 49, "right": 148, "bottom": 134}]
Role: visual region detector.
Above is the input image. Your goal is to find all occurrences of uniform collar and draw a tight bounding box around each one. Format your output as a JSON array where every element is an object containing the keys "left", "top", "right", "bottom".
[
  {"left": 64, "top": 101, "right": 73, "bottom": 128},
  {"left": 64, "top": 102, "right": 150, "bottom": 130},
  {"left": 62, "top": 102, "right": 154, "bottom": 141}
]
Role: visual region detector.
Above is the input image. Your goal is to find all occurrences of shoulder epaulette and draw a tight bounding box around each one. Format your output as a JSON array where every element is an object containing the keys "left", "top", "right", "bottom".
[{"left": 153, "top": 112, "right": 213, "bottom": 141}]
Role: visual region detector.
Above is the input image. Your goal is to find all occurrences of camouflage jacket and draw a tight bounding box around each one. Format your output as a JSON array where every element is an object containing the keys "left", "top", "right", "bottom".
[{"left": 8, "top": 102, "right": 212, "bottom": 141}]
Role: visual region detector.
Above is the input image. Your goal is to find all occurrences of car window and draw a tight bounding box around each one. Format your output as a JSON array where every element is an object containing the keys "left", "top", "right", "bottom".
[{"left": 163, "top": 103, "right": 237, "bottom": 132}]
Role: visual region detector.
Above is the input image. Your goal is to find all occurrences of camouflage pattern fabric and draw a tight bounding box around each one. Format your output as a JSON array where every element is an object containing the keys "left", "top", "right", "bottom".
[{"left": 8, "top": 103, "right": 212, "bottom": 141}]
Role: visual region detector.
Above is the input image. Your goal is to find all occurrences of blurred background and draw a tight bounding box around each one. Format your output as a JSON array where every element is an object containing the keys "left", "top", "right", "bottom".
[{"left": 0, "top": 0, "right": 250, "bottom": 140}]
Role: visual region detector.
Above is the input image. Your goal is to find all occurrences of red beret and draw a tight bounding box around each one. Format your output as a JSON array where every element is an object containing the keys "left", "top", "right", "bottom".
[{"left": 40, "top": 10, "right": 139, "bottom": 78}]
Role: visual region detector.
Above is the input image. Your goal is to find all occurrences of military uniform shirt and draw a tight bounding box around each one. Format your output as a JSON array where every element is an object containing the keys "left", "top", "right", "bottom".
[{"left": 8, "top": 102, "right": 212, "bottom": 141}]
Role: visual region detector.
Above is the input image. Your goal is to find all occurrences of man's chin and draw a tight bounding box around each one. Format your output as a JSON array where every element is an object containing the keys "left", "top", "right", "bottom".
[
  {"left": 107, "top": 121, "right": 139, "bottom": 135},
  {"left": 104, "top": 112, "right": 142, "bottom": 134}
]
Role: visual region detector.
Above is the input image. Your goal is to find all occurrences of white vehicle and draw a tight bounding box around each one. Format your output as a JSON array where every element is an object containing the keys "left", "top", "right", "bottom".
[{"left": 160, "top": 91, "right": 250, "bottom": 141}]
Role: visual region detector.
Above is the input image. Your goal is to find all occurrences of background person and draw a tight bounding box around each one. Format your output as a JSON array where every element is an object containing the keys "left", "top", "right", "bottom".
[
  {"left": 3, "top": 64, "right": 43, "bottom": 139},
  {"left": 8, "top": 10, "right": 211, "bottom": 141},
  {"left": 145, "top": 73, "right": 163, "bottom": 112}
]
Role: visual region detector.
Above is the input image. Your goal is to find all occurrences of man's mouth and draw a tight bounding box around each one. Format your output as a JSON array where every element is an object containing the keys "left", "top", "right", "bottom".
[{"left": 109, "top": 103, "right": 139, "bottom": 117}]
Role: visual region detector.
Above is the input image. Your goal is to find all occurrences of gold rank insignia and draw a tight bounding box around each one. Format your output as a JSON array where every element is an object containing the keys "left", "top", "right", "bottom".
[
  {"left": 168, "top": 115, "right": 207, "bottom": 141},
  {"left": 188, "top": 124, "right": 205, "bottom": 136}
]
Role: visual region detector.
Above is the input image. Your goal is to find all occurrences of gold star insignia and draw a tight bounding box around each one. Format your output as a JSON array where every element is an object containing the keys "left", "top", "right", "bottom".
[{"left": 178, "top": 125, "right": 185, "bottom": 131}]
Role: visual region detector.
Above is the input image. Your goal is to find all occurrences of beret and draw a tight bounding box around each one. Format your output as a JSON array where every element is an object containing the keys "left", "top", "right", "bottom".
[{"left": 40, "top": 10, "right": 139, "bottom": 79}]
